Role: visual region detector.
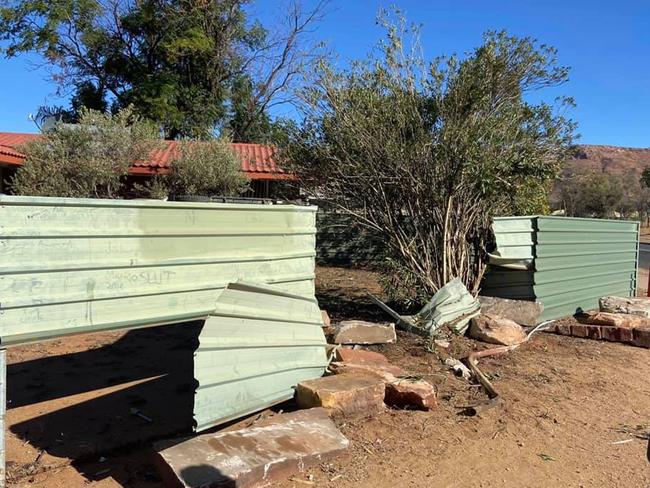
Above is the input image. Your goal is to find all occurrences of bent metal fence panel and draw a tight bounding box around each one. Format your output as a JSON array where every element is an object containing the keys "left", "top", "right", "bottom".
[
  {"left": 194, "top": 282, "right": 327, "bottom": 432},
  {"left": 0, "top": 196, "right": 317, "bottom": 346}
]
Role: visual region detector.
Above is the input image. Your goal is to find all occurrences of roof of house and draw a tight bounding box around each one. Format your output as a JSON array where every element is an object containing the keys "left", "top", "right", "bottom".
[{"left": 0, "top": 132, "right": 290, "bottom": 180}]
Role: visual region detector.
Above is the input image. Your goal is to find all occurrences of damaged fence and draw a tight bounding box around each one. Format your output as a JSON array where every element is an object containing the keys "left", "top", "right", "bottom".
[
  {"left": 483, "top": 216, "right": 639, "bottom": 320},
  {"left": 0, "top": 195, "right": 318, "bottom": 346},
  {"left": 194, "top": 282, "right": 327, "bottom": 432}
]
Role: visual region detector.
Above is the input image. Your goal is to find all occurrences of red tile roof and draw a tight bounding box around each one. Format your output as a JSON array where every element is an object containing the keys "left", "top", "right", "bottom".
[{"left": 0, "top": 132, "right": 291, "bottom": 180}]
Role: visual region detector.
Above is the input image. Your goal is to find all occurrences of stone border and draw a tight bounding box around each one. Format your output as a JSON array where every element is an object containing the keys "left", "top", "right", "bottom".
[{"left": 548, "top": 323, "right": 650, "bottom": 348}]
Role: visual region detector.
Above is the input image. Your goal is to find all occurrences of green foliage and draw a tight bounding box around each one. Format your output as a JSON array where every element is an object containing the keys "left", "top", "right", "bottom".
[
  {"left": 283, "top": 11, "right": 575, "bottom": 299},
  {"left": 508, "top": 181, "right": 553, "bottom": 215},
  {"left": 0, "top": 0, "right": 266, "bottom": 138},
  {"left": 228, "top": 74, "right": 273, "bottom": 143},
  {"left": 163, "top": 139, "right": 250, "bottom": 198},
  {"left": 641, "top": 167, "right": 650, "bottom": 189},
  {"left": 1, "top": 0, "right": 325, "bottom": 140},
  {"left": 558, "top": 170, "right": 649, "bottom": 219},
  {"left": 11, "top": 106, "right": 159, "bottom": 198}
]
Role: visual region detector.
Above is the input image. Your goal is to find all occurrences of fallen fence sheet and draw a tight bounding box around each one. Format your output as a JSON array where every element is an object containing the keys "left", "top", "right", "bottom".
[
  {"left": 193, "top": 282, "right": 327, "bottom": 432},
  {"left": 0, "top": 196, "right": 317, "bottom": 346}
]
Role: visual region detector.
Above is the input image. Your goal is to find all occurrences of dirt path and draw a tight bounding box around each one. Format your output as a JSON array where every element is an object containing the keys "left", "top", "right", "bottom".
[{"left": 6, "top": 267, "right": 650, "bottom": 487}]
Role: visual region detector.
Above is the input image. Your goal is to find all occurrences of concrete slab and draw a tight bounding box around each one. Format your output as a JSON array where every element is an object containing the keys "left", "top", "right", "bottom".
[{"left": 155, "top": 408, "right": 348, "bottom": 487}]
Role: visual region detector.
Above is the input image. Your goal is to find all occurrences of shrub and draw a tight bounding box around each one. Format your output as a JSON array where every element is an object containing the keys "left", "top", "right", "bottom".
[{"left": 12, "top": 107, "right": 159, "bottom": 198}]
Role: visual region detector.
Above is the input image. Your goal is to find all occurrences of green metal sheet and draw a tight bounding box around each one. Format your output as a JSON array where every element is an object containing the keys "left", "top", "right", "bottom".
[
  {"left": 0, "top": 196, "right": 318, "bottom": 346},
  {"left": 193, "top": 282, "right": 327, "bottom": 432},
  {"left": 482, "top": 215, "right": 639, "bottom": 321}
]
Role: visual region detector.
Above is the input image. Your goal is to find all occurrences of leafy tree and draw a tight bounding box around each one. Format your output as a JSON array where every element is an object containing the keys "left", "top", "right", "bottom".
[
  {"left": 558, "top": 169, "right": 650, "bottom": 220},
  {"left": 12, "top": 107, "right": 160, "bottom": 198},
  {"left": 1, "top": 0, "right": 326, "bottom": 139},
  {"left": 228, "top": 74, "right": 274, "bottom": 142},
  {"left": 283, "top": 12, "right": 575, "bottom": 300},
  {"left": 641, "top": 167, "right": 650, "bottom": 189},
  {"left": 559, "top": 172, "right": 622, "bottom": 218}
]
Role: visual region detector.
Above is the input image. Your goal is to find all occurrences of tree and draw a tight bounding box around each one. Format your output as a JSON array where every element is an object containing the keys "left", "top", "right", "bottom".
[
  {"left": 11, "top": 107, "right": 159, "bottom": 198},
  {"left": 558, "top": 169, "right": 650, "bottom": 220},
  {"left": 558, "top": 171, "right": 622, "bottom": 218},
  {"left": 1, "top": 0, "right": 327, "bottom": 139},
  {"left": 641, "top": 167, "right": 650, "bottom": 189},
  {"left": 283, "top": 12, "right": 575, "bottom": 301}
]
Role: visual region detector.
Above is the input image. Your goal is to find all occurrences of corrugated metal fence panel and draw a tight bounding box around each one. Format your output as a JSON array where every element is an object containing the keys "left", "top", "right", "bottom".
[
  {"left": 490, "top": 217, "right": 536, "bottom": 260},
  {"left": 480, "top": 268, "right": 535, "bottom": 300},
  {"left": 483, "top": 216, "right": 639, "bottom": 321},
  {"left": 534, "top": 216, "right": 639, "bottom": 321},
  {"left": 0, "top": 196, "right": 317, "bottom": 346},
  {"left": 316, "top": 211, "right": 383, "bottom": 266},
  {"left": 193, "top": 282, "right": 327, "bottom": 432}
]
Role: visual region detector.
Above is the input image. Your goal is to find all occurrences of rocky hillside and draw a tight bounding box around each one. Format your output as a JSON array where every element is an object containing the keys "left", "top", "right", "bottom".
[{"left": 565, "top": 145, "right": 650, "bottom": 176}]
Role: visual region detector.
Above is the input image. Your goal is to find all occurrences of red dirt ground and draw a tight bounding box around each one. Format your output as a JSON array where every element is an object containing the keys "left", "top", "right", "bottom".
[{"left": 6, "top": 267, "right": 650, "bottom": 487}]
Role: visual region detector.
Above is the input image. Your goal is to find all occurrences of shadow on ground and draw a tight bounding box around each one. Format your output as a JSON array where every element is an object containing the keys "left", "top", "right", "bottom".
[{"left": 8, "top": 321, "right": 204, "bottom": 481}]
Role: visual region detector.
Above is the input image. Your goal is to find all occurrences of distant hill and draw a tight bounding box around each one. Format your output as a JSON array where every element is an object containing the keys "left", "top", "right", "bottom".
[{"left": 565, "top": 145, "right": 650, "bottom": 176}]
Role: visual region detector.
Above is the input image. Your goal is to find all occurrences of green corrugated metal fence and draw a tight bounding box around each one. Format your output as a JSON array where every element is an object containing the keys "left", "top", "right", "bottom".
[
  {"left": 194, "top": 282, "right": 327, "bottom": 432},
  {"left": 0, "top": 196, "right": 318, "bottom": 346},
  {"left": 482, "top": 216, "right": 639, "bottom": 321},
  {"left": 316, "top": 210, "right": 383, "bottom": 266}
]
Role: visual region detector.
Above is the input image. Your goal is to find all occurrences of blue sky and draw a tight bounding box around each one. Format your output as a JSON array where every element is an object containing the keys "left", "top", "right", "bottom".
[{"left": 1, "top": 0, "right": 648, "bottom": 147}]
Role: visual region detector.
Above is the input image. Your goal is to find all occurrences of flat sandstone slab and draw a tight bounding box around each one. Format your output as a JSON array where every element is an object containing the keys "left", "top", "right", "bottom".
[
  {"left": 334, "top": 348, "right": 389, "bottom": 364},
  {"left": 583, "top": 311, "right": 650, "bottom": 329},
  {"left": 296, "top": 373, "right": 386, "bottom": 417},
  {"left": 600, "top": 296, "right": 650, "bottom": 318},
  {"left": 332, "top": 320, "right": 396, "bottom": 344},
  {"left": 155, "top": 408, "right": 348, "bottom": 488},
  {"left": 328, "top": 361, "right": 405, "bottom": 382}
]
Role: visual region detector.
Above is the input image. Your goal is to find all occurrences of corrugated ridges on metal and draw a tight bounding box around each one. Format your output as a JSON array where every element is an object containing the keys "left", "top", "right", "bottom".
[
  {"left": 490, "top": 217, "right": 535, "bottom": 260},
  {"left": 0, "top": 196, "right": 317, "bottom": 346},
  {"left": 483, "top": 216, "right": 639, "bottom": 321},
  {"left": 533, "top": 216, "right": 639, "bottom": 320},
  {"left": 193, "top": 282, "right": 327, "bottom": 432}
]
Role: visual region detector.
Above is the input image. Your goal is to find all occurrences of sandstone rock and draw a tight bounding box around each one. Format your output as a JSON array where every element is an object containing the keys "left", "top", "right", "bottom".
[
  {"left": 478, "top": 296, "right": 543, "bottom": 326},
  {"left": 599, "top": 296, "right": 650, "bottom": 318},
  {"left": 334, "top": 348, "right": 388, "bottom": 364},
  {"left": 469, "top": 313, "right": 527, "bottom": 346},
  {"left": 328, "top": 361, "right": 405, "bottom": 382},
  {"left": 155, "top": 408, "right": 348, "bottom": 488},
  {"left": 332, "top": 320, "right": 396, "bottom": 345},
  {"left": 583, "top": 311, "right": 650, "bottom": 329},
  {"left": 385, "top": 379, "right": 437, "bottom": 410},
  {"left": 295, "top": 374, "right": 386, "bottom": 418}
]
